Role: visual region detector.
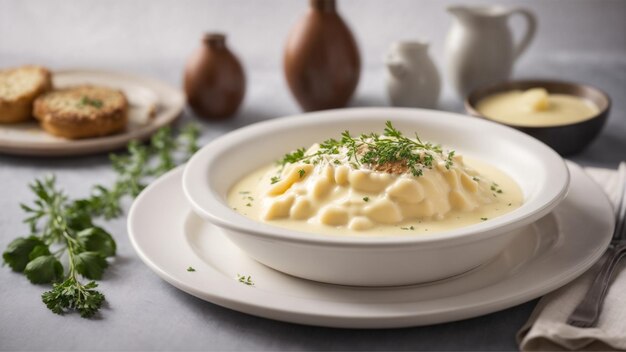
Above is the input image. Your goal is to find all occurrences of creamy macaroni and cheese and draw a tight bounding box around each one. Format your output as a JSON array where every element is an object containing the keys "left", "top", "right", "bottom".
[{"left": 228, "top": 122, "right": 522, "bottom": 235}]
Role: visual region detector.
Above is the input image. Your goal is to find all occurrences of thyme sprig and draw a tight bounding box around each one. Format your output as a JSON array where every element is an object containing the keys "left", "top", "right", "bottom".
[
  {"left": 278, "top": 121, "right": 454, "bottom": 177},
  {"left": 83, "top": 125, "right": 200, "bottom": 219}
]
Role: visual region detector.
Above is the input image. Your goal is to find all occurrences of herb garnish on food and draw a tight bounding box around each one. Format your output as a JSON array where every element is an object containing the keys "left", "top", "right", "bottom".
[
  {"left": 187, "top": 266, "right": 196, "bottom": 272},
  {"left": 77, "top": 96, "right": 103, "bottom": 108},
  {"left": 2, "top": 124, "right": 200, "bottom": 318},
  {"left": 278, "top": 121, "right": 455, "bottom": 177},
  {"left": 270, "top": 176, "right": 280, "bottom": 184},
  {"left": 490, "top": 182, "right": 503, "bottom": 195}
]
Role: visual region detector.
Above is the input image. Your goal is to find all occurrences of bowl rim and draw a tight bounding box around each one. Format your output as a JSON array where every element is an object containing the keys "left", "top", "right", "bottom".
[
  {"left": 182, "top": 107, "right": 570, "bottom": 248},
  {"left": 464, "top": 79, "right": 612, "bottom": 129}
]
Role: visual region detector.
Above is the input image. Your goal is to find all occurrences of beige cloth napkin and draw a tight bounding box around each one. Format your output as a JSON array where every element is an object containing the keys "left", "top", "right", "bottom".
[{"left": 517, "top": 162, "right": 626, "bottom": 351}]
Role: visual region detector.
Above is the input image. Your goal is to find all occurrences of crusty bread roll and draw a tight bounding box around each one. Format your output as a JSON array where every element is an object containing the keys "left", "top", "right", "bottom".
[
  {"left": 0, "top": 66, "right": 52, "bottom": 123},
  {"left": 33, "top": 85, "right": 128, "bottom": 139}
]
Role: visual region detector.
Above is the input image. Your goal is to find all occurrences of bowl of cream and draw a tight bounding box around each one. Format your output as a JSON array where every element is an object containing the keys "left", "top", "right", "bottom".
[
  {"left": 182, "top": 108, "right": 569, "bottom": 286},
  {"left": 465, "top": 80, "right": 611, "bottom": 155}
]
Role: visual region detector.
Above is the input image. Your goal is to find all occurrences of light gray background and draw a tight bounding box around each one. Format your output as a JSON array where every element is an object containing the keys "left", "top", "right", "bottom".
[{"left": 1, "top": 0, "right": 625, "bottom": 350}]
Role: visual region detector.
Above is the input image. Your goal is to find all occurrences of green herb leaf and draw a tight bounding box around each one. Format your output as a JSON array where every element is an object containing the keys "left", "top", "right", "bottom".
[
  {"left": 445, "top": 151, "right": 456, "bottom": 169},
  {"left": 150, "top": 127, "right": 177, "bottom": 175},
  {"left": 237, "top": 273, "right": 254, "bottom": 286},
  {"left": 77, "top": 96, "right": 103, "bottom": 109},
  {"left": 24, "top": 255, "right": 64, "bottom": 284},
  {"left": 28, "top": 244, "right": 51, "bottom": 261},
  {"left": 179, "top": 123, "right": 201, "bottom": 156},
  {"left": 279, "top": 148, "right": 306, "bottom": 166},
  {"left": 3, "top": 236, "right": 46, "bottom": 272},
  {"left": 187, "top": 266, "right": 196, "bottom": 272},
  {"left": 74, "top": 252, "right": 108, "bottom": 280},
  {"left": 76, "top": 227, "right": 116, "bottom": 258},
  {"left": 490, "top": 182, "right": 503, "bottom": 195}
]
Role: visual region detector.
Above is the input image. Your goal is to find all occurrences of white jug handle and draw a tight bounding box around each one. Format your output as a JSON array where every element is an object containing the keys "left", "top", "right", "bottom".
[{"left": 510, "top": 8, "right": 537, "bottom": 60}]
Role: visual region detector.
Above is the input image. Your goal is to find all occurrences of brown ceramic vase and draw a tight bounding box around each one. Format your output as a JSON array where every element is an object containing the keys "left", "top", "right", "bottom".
[
  {"left": 284, "top": 0, "right": 361, "bottom": 111},
  {"left": 184, "top": 33, "right": 245, "bottom": 119}
]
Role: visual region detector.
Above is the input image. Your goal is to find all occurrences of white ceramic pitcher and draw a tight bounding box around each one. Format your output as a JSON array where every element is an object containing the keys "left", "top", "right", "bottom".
[
  {"left": 385, "top": 41, "right": 441, "bottom": 109},
  {"left": 445, "top": 5, "right": 536, "bottom": 98}
]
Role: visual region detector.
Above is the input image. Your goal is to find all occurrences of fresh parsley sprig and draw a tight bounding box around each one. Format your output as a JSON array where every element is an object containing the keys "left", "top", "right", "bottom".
[
  {"left": 2, "top": 123, "right": 200, "bottom": 318},
  {"left": 6, "top": 176, "right": 114, "bottom": 318}
]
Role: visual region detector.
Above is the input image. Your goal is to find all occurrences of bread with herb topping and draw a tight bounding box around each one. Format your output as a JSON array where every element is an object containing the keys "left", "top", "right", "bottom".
[
  {"left": 0, "top": 66, "right": 52, "bottom": 123},
  {"left": 33, "top": 85, "right": 128, "bottom": 139}
]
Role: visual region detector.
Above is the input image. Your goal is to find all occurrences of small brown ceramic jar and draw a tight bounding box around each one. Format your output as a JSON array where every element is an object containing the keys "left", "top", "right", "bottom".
[
  {"left": 184, "top": 33, "right": 246, "bottom": 119},
  {"left": 284, "top": 0, "right": 361, "bottom": 112}
]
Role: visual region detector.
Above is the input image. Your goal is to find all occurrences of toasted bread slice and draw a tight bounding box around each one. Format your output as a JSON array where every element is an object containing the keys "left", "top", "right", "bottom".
[
  {"left": 33, "top": 85, "right": 128, "bottom": 139},
  {"left": 0, "top": 66, "right": 52, "bottom": 123}
]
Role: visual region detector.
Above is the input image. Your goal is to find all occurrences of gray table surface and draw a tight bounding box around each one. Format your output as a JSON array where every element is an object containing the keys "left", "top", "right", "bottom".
[{"left": 1, "top": 1, "right": 625, "bottom": 350}]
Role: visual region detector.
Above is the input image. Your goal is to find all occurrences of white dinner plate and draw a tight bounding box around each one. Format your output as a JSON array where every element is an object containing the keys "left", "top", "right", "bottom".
[
  {"left": 128, "top": 162, "right": 613, "bottom": 328},
  {"left": 0, "top": 69, "right": 184, "bottom": 156}
]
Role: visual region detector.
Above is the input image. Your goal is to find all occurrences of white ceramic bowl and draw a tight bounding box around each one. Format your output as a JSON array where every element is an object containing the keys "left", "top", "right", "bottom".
[{"left": 182, "top": 108, "right": 569, "bottom": 286}]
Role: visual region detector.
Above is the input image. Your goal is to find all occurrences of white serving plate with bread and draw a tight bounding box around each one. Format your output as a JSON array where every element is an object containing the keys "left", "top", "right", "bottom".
[{"left": 0, "top": 69, "right": 183, "bottom": 156}]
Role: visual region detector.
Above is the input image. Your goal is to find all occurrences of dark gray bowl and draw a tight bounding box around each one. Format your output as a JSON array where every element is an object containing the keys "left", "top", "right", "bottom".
[{"left": 465, "top": 80, "right": 611, "bottom": 156}]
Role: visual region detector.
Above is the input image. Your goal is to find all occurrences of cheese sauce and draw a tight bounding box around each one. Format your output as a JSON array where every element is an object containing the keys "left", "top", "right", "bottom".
[{"left": 476, "top": 88, "right": 598, "bottom": 127}]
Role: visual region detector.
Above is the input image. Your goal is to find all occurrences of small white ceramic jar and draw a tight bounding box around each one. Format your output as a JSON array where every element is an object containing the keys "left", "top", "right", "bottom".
[{"left": 385, "top": 41, "right": 441, "bottom": 109}]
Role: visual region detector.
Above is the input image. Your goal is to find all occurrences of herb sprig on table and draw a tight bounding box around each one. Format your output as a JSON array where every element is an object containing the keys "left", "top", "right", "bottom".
[
  {"left": 2, "top": 124, "right": 200, "bottom": 318},
  {"left": 278, "top": 121, "right": 454, "bottom": 177}
]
